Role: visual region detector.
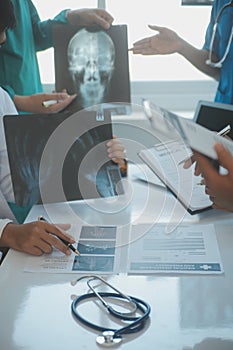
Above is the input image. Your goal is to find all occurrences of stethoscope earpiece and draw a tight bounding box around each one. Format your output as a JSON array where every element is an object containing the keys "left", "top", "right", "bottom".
[{"left": 205, "top": 59, "right": 222, "bottom": 68}]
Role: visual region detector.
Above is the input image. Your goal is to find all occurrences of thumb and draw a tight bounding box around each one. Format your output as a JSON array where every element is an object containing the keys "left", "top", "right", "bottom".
[
  {"left": 215, "top": 143, "right": 233, "bottom": 172},
  {"left": 148, "top": 24, "right": 163, "bottom": 32}
]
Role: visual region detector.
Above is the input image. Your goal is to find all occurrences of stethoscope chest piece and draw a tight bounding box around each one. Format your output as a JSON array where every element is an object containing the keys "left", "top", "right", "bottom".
[{"left": 96, "top": 331, "right": 122, "bottom": 347}]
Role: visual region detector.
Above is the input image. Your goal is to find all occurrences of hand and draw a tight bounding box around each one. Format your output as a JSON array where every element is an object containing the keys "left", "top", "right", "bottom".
[
  {"left": 0, "top": 221, "right": 75, "bottom": 256},
  {"left": 14, "top": 93, "right": 77, "bottom": 114},
  {"left": 183, "top": 154, "right": 202, "bottom": 176},
  {"left": 132, "top": 25, "right": 184, "bottom": 55},
  {"left": 193, "top": 143, "right": 233, "bottom": 212},
  {"left": 106, "top": 136, "right": 126, "bottom": 168},
  {"left": 66, "top": 8, "right": 114, "bottom": 30}
]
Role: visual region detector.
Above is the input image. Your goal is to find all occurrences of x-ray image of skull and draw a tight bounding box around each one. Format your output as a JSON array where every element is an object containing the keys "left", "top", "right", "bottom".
[{"left": 67, "top": 29, "right": 116, "bottom": 108}]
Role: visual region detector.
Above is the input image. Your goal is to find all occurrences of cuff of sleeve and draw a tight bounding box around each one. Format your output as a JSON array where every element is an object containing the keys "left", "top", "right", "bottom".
[
  {"left": 2, "top": 85, "right": 15, "bottom": 100},
  {"left": 120, "top": 159, "right": 128, "bottom": 177},
  {"left": 0, "top": 219, "right": 13, "bottom": 239},
  {"left": 53, "top": 9, "right": 70, "bottom": 24}
]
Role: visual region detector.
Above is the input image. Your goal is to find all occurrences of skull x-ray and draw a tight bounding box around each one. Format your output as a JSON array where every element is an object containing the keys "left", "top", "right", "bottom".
[
  {"left": 53, "top": 25, "right": 130, "bottom": 111},
  {"left": 68, "top": 29, "right": 115, "bottom": 108}
]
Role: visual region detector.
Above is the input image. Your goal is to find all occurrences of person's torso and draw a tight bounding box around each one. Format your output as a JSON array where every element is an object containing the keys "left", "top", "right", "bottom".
[
  {"left": 213, "top": 0, "right": 233, "bottom": 103},
  {"left": 0, "top": 0, "right": 42, "bottom": 96}
]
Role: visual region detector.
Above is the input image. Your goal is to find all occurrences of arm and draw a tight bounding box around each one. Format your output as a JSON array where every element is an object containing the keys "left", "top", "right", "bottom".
[
  {"left": 13, "top": 92, "right": 77, "bottom": 114},
  {"left": 28, "top": 0, "right": 68, "bottom": 51},
  {"left": 193, "top": 143, "right": 233, "bottom": 212},
  {"left": 0, "top": 221, "right": 75, "bottom": 256},
  {"left": 132, "top": 25, "right": 220, "bottom": 81}
]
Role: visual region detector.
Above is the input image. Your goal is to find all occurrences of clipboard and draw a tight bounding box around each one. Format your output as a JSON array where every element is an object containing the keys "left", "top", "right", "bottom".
[{"left": 138, "top": 139, "right": 212, "bottom": 214}]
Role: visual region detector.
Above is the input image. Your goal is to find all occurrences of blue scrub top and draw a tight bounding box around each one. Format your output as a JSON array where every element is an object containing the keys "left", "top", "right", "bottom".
[{"left": 203, "top": 0, "right": 233, "bottom": 104}]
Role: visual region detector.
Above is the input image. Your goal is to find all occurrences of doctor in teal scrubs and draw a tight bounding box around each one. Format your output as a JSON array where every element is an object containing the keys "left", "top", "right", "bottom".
[{"left": 0, "top": 1, "right": 114, "bottom": 113}]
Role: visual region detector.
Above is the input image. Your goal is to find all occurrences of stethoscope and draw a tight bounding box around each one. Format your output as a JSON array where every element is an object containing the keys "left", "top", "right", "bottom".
[
  {"left": 71, "top": 275, "right": 151, "bottom": 347},
  {"left": 206, "top": 0, "right": 233, "bottom": 68}
]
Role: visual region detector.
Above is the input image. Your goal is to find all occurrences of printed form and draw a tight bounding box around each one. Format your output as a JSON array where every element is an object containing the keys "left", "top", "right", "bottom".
[
  {"left": 24, "top": 223, "right": 223, "bottom": 275},
  {"left": 128, "top": 223, "right": 223, "bottom": 274}
]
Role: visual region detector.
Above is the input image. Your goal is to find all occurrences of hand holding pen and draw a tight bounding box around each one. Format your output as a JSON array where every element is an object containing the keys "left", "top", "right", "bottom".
[
  {"left": 38, "top": 216, "right": 80, "bottom": 256},
  {"left": 179, "top": 124, "right": 231, "bottom": 167}
]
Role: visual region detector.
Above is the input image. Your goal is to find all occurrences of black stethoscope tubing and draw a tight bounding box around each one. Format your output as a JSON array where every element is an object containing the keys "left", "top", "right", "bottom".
[{"left": 71, "top": 292, "right": 151, "bottom": 336}]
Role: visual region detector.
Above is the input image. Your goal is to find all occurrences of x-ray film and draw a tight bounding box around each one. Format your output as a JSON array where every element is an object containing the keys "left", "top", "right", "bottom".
[
  {"left": 53, "top": 25, "right": 131, "bottom": 111},
  {"left": 4, "top": 111, "right": 124, "bottom": 207}
]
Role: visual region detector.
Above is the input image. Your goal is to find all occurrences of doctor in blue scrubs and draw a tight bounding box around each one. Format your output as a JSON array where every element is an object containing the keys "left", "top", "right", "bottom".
[{"left": 132, "top": 0, "right": 233, "bottom": 105}]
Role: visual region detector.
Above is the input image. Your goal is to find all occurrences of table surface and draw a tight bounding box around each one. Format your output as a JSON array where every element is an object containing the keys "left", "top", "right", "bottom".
[{"left": 1, "top": 165, "right": 233, "bottom": 350}]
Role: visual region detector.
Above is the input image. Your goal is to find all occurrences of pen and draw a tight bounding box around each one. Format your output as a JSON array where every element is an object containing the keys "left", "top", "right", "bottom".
[
  {"left": 38, "top": 216, "right": 80, "bottom": 256},
  {"left": 178, "top": 124, "right": 231, "bottom": 166},
  {"left": 42, "top": 100, "right": 59, "bottom": 108}
]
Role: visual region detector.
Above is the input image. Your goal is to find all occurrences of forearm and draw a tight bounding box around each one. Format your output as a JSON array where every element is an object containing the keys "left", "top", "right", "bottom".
[
  {"left": 13, "top": 95, "right": 35, "bottom": 112},
  {"left": 28, "top": 0, "right": 68, "bottom": 51},
  {"left": 177, "top": 38, "right": 220, "bottom": 81}
]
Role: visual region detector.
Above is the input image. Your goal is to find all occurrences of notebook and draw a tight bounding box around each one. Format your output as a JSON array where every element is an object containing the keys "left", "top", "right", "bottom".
[
  {"left": 4, "top": 110, "right": 124, "bottom": 207},
  {"left": 139, "top": 140, "right": 213, "bottom": 214}
]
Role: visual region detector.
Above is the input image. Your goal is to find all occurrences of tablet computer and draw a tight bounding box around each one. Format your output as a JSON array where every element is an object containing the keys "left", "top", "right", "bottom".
[{"left": 193, "top": 100, "right": 233, "bottom": 139}]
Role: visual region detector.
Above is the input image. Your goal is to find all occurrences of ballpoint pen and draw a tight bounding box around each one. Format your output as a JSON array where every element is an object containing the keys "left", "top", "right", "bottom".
[
  {"left": 42, "top": 100, "right": 58, "bottom": 108},
  {"left": 38, "top": 216, "right": 80, "bottom": 256},
  {"left": 178, "top": 124, "right": 231, "bottom": 166}
]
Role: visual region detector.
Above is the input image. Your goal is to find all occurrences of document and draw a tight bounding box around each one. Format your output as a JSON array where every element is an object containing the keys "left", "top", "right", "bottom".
[
  {"left": 24, "top": 225, "right": 122, "bottom": 274},
  {"left": 128, "top": 223, "right": 223, "bottom": 274},
  {"left": 132, "top": 163, "right": 166, "bottom": 189},
  {"left": 143, "top": 99, "right": 233, "bottom": 160},
  {"left": 139, "top": 140, "right": 212, "bottom": 214},
  {"left": 24, "top": 223, "right": 223, "bottom": 275}
]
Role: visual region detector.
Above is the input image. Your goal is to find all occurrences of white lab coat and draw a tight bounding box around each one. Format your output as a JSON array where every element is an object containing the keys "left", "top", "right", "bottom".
[{"left": 0, "top": 87, "right": 17, "bottom": 238}]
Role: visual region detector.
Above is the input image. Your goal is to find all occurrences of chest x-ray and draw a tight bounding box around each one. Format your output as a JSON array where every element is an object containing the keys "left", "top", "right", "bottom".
[{"left": 53, "top": 25, "right": 130, "bottom": 111}]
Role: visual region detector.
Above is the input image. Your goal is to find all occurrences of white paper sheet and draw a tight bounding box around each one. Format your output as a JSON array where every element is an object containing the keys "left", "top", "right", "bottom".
[
  {"left": 139, "top": 140, "right": 213, "bottom": 213},
  {"left": 128, "top": 223, "right": 223, "bottom": 274}
]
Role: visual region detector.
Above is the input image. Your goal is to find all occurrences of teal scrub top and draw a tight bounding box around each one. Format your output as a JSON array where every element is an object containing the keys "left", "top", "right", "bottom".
[
  {"left": 203, "top": 0, "right": 233, "bottom": 104},
  {"left": 0, "top": 0, "right": 68, "bottom": 99}
]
